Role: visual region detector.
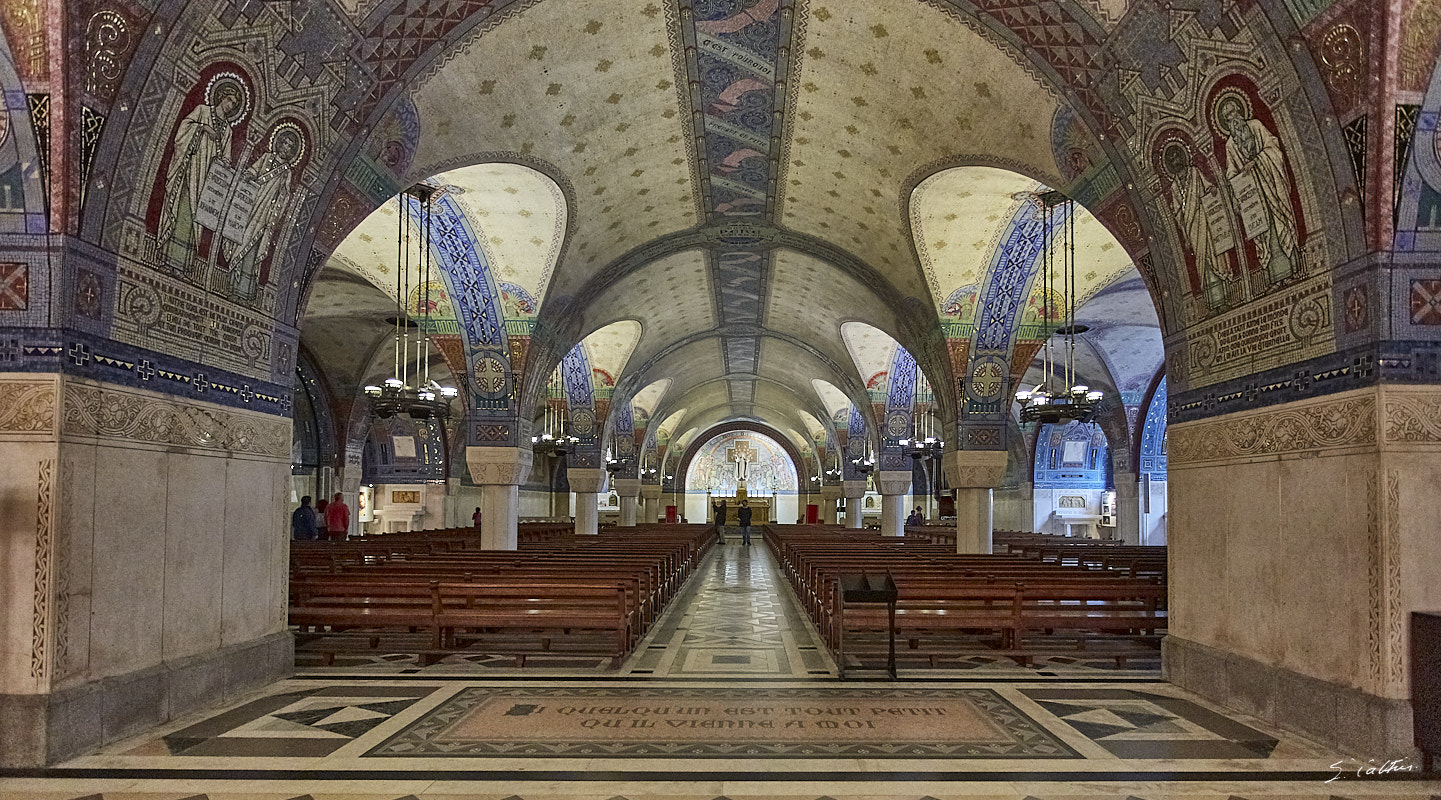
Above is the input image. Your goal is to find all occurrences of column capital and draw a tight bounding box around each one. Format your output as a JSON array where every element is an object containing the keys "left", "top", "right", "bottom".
[
  {"left": 941, "top": 450, "right": 1008, "bottom": 488},
  {"left": 841, "top": 479, "right": 868, "bottom": 498},
  {"left": 613, "top": 477, "right": 642, "bottom": 497},
  {"left": 820, "top": 484, "right": 843, "bottom": 500},
  {"left": 640, "top": 483, "right": 662, "bottom": 500},
  {"left": 876, "top": 470, "right": 911, "bottom": 496},
  {"left": 567, "top": 467, "right": 608, "bottom": 494},
  {"left": 466, "top": 446, "right": 533, "bottom": 486}
]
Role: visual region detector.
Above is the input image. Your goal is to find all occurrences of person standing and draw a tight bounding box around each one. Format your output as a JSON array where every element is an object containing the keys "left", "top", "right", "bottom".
[
  {"left": 712, "top": 498, "right": 727, "bottom": 544},
  {"left": 472, "top": 506, "right": 483, "bottom": 536},
  {"left": 325, "top": 492, "right": 351, "bottom": 540},
  {"left": 290, "top": 496, "right": 318, "bottom": 541},
  {"left": 315, "top": 497, "right": 329, "bottom": 539},
  {"left": 737, "top": 499, "right": 753, "bottom": 547}
]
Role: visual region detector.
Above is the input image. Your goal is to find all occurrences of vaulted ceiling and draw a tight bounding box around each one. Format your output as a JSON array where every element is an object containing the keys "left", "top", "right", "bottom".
[{"left": 300, "top": 0, "right": 1165, "bottom": 466}]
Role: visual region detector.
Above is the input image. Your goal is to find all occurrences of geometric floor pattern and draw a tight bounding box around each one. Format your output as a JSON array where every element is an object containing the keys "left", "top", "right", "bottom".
[{"left": 4, "top": 538, "right": 1439, "bottom": 799}]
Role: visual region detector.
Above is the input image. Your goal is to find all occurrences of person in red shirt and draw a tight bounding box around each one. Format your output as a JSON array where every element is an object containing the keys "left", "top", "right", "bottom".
[{"left": 325, "top": 492, "right": 351, "bottom": 540}]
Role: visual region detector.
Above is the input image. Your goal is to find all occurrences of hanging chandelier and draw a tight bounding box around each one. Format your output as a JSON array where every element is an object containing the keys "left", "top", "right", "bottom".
[
  {"left": 1014, "top": 190, "right": 1104, "bottom": 425},
  {"left": 898, "top": 413, "right": 944, "bottom": 459},
  {"left": 364, "top": 183, "right": 459, "bottom": 420},
  {"left": 531, "top": 396, "right": 579, "bottom": 455}
]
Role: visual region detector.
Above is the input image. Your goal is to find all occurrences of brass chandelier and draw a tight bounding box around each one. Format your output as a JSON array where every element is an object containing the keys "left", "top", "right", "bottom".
[
  {"left": 1014, "top": 191, "right": 1103, "bottom": 424},
  {"left": 364, "top": 184, "right": 459, "bottom": 419}
]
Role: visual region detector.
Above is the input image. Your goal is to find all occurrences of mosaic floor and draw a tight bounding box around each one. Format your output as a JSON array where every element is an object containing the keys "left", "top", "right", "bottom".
[{"left": 4, "top": 540, "right": 1436, "bottom": 799}]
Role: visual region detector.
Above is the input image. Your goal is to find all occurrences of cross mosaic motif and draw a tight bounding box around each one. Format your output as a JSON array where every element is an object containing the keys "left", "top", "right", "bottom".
[
  {"left": 0, "top": 263, "right": 27, "bottom": 310},
  {"left": 1409, "top": 278, "right": 1441, "bottom": 325}
]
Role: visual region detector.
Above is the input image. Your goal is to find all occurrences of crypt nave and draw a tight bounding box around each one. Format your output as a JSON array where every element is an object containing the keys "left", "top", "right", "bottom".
[{"left": 2, "top": 0, "right": 1441, "bottom": 794}]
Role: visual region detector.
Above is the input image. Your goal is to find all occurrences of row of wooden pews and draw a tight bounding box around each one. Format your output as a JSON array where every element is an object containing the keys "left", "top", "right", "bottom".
[
  {"left": 765, "top": 525, "right": 1167, "bottom": 672},
  {"left": 994, "top": 530, "right": 1168, "bottom": 581},
  {"left": 288, "top": 523, "right": 715, "bottom": 667}
]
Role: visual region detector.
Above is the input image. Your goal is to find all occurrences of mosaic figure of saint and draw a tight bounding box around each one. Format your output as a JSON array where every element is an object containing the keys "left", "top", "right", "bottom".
[
  {"left": 229, "top": 123, "right": 304, "bottom": 300},
  {"left": 156, "top": 74, "right": 248, "bottom": 270},
  {"left": 1215, "top": 93, "right": 1299, "bottom": 282},
  {"left": 1162, "top": 140, "right": 1232, "bottom": 308}
]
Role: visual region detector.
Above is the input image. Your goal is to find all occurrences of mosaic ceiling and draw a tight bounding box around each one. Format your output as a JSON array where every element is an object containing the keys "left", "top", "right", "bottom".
[{"left": 293, "top": 0, "right": 1299, "bottom": 464}]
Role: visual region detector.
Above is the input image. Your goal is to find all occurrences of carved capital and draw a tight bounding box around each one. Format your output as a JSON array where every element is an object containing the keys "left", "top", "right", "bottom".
[
  {"left": 941, "top": 449, "right": 1008, "bottom": 488},
  {"left": 640, "top": 483, "right": 663, "bottom": 500},
  {"left": 820, "top": 485, "right": 843, "bottom": 500},
  {"left": 841, "top": 479, "right": 868, "bottom": 499},
  {"left": 612, "top": 478, "right": 642, "bottom": 498},
  {"left": 567, "top": 467, "right": 608, "bottom": 494},
  {"left": 465, "top": 446, "right": 533, "bottom": 486},
  {"left": 876, "top": 470, "right": 912, "bottom": 496}
]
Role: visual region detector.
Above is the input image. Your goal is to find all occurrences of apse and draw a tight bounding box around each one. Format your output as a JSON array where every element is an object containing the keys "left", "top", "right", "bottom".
[{"left": 683, "top": 429, "right": 800, "bottom": 525}]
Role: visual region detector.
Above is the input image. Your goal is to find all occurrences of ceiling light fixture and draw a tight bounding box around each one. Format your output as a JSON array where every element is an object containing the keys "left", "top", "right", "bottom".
[
  {"left": 364, "top": 184, "right": 460, "bottom": 420},
  {"left": 1015, "top": 191, "right": 1103, "bottom": 425}
]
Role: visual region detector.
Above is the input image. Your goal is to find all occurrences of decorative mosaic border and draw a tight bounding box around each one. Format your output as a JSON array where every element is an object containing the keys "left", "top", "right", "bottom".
[{"left": 366, "top": 686, "right": 1080, "bottom": 759}]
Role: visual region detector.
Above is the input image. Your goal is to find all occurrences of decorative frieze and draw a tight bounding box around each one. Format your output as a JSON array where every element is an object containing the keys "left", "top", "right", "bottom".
[
  {"left": 62, "top": 380, "right": 289, "bottom": 458},
  {"left": 1382, "top": 388, "right": 1441, "bottom": 443},
  {"left": 0, "top": 377, "right": 58, "bottom": 435},
  {"left": 1169, "top": 391, "right": 1376, "bottom": 466}
]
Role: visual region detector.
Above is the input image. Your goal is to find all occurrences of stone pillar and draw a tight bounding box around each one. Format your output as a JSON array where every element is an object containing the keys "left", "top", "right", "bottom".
[
  {"left": 567, "top": 468, "right": 607, "bottom": 535},
  {"left": 942, "top": 450, "right": 1008, "bottom": 554},
  {"left": 842, "top": 479, "right": 867, "bottom": 529},
  {"left": 466, "top": 447, "right": 533, "bottom": 550},
  {"left": 819, "top": 485, "right": 842, "bottom": 524},
  {"left": 1160, "top": 385, "right": 1441, "bottom": 756},
  {"left": 640, "top": 483, "right": 662, "bottom": 524},
  {"left": 0, "top": 374, "right": 294, "bottom": 767},
  {"left": 1112, "top": 471, "right": 1140, "bottom": 544},
  {"left": 877, "top": 470, "right": 911, "bottom": 537},
  {"left": 614, "top": 478, "right": 641, "bottom": 527},
  {"left": 1018, "top": 481, "right": 1035, "bottom": 532}
]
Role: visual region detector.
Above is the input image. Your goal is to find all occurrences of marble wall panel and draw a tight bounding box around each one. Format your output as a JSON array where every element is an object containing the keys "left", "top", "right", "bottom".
[
  {"left": 1170, "top": 384, "right": 1441, "bottom": 699},
  {"left": 87, "top": 445, "right": 166, "bottom": 680},
  {"left": 53, "top": 441, "right": 96, "bottom": 690},
  {"left": 220, "top": 457, "right": 287, "bottom": 647},
  {"left": 162, "top": 454, "right": 226, "bottom": 660}
]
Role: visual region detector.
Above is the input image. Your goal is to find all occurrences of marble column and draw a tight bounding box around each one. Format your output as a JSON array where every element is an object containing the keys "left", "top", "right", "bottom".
[
  {"left": 567, "top": 468, "right": 607, "bottom": 535},
  {"left": 1018, "top": 481, "right": 1035, "bottom": 532},
  {"left": 640, "top": 483, "right": 662, "bottom": 524},
  {"left": 1161, "top": 384, "right": 1441, "bottom": 756},
  {"left": 942, "top": 450, "right": 1008, "bottom": 554},
  {"left": 614, "top": 478, "right": 641, "bottom": 527},
  {"left": 466, "top": 447, "right": 533, "bottom": 550},
  {"left": 842, "top": 479, "right": 867, "bottom": 529},
  {"left": 877, "top": 470, "right": 911, "bottom": 537},
  {"left": 819, "top": 485, "right": 842, "bottom": 524},
  {"left": 0, "top": 374, "right": 294, "bottom": 767},
  {"left": 1112, "top": 471, "right": 1140, "bottom": 544}
]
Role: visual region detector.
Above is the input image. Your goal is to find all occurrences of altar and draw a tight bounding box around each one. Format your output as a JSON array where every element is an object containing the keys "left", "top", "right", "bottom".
[{"left": 708, "top": 495, "right": 771, "bottom": 525}]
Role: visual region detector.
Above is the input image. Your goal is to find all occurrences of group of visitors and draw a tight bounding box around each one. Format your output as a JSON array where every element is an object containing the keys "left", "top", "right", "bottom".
[
  {"left": 711, "top": 498, "right": 754, "bottom": 546},
  {"left": 290, "top": 493, "right": 351, "bottom": 541},
  {"left": 905, "top": 506, "right": 925, "bottom": 527}
]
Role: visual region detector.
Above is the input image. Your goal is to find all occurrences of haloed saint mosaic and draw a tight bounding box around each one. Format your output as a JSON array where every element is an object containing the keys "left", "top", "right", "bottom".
[{"left": 366, "top": 686, "right": 1079, "bottom": 758}]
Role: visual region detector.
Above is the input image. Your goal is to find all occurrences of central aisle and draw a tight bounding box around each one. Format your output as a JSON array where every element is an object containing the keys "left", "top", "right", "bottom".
[
  {"left": 8, "top": 531, "right": 1440, "bottom": 799},
  {"left": 621, "top": 536, "right": 836, "bottom": 678}
]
